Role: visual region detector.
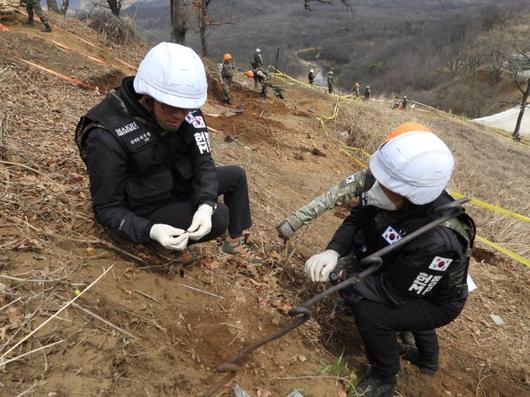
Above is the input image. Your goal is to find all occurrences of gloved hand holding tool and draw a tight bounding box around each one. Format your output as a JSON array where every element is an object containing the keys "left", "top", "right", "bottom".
[
  {"left": 304, "top": 249, "right": 340, "bottom": 282},
  {"left": 187, "top": 204, "right": 214, "bottom": 241},
  {"left": 149, "top": 224, "right": 189, "bottom": 250}
]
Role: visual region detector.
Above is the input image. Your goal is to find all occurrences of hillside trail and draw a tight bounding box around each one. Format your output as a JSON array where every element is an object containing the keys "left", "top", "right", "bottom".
[{"left": 1, "top": 12, "right": 529, "bottom": 397}]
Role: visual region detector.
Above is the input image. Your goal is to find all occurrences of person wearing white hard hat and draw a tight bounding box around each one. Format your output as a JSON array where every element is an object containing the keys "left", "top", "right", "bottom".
[
  {"left": 303, "top": 123, "right": 475, "bottom": 397},
  {"left": 251, "top": 48, "right": 264, "bottom": 89},
  {"left": 327, "top": 70, "right": 334, "bottom": 94},
  {"left": 307, "top": 69, "right": 315, "bottom": 85},
  {"left": 75, "top": 42, "right": 261, "bottom": 265}
]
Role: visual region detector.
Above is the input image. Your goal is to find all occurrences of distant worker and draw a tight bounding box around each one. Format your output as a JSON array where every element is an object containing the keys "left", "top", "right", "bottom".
[
  {"left": 327, "top": 71, "right": 334, "bottom": 94},
  {"left": 308, "top": 69, "right": 315, "bottom": 85},
  {"left": 75, "top": 43, "right": 262, "bottom": 266},
  {"left": 252, "top": 49, "right": 264, "bottom": 89},
  {"left": 221, "top": 53, "right": 234, "bottom": 104},
  {"left": 252, "top": 48, "right": 264, "bottom": 69},
  {"left": 245, "top": 69, "right": 269, "bottom": 98},
  {"left": 352, "top": 82, "right": 360, "bottom": 97},
  {"left": 364, "top": 85, "right": 371, "bottom": 101},
  {"left": 24, "top": 0, "right": 52, "bottom": 32},
  {"left": 402, "top": 95, "right": 409, "bottom": 110}
]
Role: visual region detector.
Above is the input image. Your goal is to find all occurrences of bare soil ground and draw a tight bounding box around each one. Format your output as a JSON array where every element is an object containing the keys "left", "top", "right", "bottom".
[{"left": 0, "top": 11, "right": 529, "bottom": 397}]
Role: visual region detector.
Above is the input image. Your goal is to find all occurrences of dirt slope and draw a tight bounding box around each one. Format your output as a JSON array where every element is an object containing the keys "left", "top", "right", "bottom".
[{"left": 1, "top": 11, "right": 529, "bottom": 397}]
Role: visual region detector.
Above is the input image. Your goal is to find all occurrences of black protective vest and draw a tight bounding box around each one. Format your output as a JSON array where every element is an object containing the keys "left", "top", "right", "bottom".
[
  {"left": 350, "top": 195, "right": 476, "bottom": 304},
  {"left": 75, "top": 92, "right": 204, "bottom": 214}
]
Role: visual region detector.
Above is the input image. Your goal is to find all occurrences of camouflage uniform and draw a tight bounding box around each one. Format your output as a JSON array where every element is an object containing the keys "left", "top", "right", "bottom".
[
  {"left": 364, "top": 86, "right": 371, "bottom": 101},
  {"left": 276, "top": 168, "right": 374, "bottom": 238},
  {"left": 221, "top": 60, "right": 234, "bottom": 104},
  {"left": 308, "top": 70, "right": 315, "bottom": 85},
  {"left": 327, "top": 72, "right": 334, "bottom": 94},
  {"left": 254, "top": 68, "right": 269, "bottom": 97},
  {"left": 25, "top": 0, "right": 52, "bottom": 32},
  {"left": 252, "top": 52, "right": 264, "bottom": 89},
  {"left": 253, "top": 52, "right": 263, "bottom": 69}
]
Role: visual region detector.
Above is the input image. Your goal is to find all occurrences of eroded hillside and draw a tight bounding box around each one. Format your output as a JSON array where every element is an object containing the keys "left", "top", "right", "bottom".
[{"left": 0, "top": 11, "right": 529, "bottom": 397}]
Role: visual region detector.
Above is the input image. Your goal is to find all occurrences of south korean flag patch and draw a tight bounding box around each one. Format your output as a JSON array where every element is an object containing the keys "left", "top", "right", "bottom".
[
  {"left": 382, "top": 226, "right": 402, "bottom": 245},
  {"left": 428, "top": 256, "right": 453, "bottom": 271}
]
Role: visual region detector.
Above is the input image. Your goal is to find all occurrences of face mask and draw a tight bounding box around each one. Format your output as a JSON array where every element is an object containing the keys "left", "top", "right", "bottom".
[{"left": 363, "top": 181, "right": 400, "bottom": 211}]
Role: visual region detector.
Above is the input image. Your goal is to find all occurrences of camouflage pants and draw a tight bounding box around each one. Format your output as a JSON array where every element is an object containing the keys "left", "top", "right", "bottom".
[
  {"left": 222, "top": 77, "right": 232, "bottom": 102},
  {"left": 26, "top": 0, "right": 49, "bottom": 24}
]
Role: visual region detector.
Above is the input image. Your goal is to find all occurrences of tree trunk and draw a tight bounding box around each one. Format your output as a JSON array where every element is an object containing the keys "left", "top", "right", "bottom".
[
  {"left": 170, "top": 0, "right": 187, "bottom": 44},
  {"left": 108, "top": 0, "right": 121, "bottom": 17},
  {"left": 199, "top": 22, "right": 207, "bottom": 56},
  {"left": 60, "top": 0, "right": 69, "bottom": 15},
  {"left": 513, "top": 78, "right": 530, "bottom": 142},
  {"left": 46, "top": 0, "right": 59, "bottom": 12}
]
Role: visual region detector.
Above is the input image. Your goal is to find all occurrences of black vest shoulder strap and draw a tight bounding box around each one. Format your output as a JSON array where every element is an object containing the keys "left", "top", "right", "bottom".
[{"left": 75, "top": 91, "right": 159, "bottom": 160}]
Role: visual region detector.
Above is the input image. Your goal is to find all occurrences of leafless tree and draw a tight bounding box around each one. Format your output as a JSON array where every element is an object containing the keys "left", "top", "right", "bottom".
[
  {"left": 170, "top": 0, "right": 187, "bottom": 44},
  {"left": 46, "top": 0, "right": 58, "bottom": 12},
  {"left": 191, "top": 0, "right": 237, "bottom": 57},
  {"left": 60, "top": 0, "right": 68, "bottom": 14},
  {"left": 46, "top": 0, "right": 69, "bottom": 15},
  {"left": 106, "top": 0, "right": 123, "bottom": 17},
  {"left": 508, "top": 47, "right": 530, "bottom": 142},
  {"left": 192, "top": 0, "right": 211, "bottom": 56}
]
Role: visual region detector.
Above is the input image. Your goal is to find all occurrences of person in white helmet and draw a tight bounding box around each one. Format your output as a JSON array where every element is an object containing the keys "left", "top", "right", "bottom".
[
  {"left": 251, "top": 48, "right": 264, "bottom": 89},
  {"left": 327, "top": 70, "right": 334, "bottom": 94},
  {"left": 304, "top": 124, "right": 475, "bottom": 397},
  {"left": 75, "top": 42, "right": 261, "bottom": 264},
  {"left": 308, "top": 69, "right": 315, "bottom": 85},
  {"left": 253, "top": 48, "right": 263, "bottom": 69}
]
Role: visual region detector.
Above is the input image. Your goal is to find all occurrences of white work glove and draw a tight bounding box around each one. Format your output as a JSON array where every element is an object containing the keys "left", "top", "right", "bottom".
[
  {"left": 149, "top": 224, "right": 189, "bottom": 251},
  {"left": 187, "top": 204, "right": 214, "bottom": 241},
  {"left": 304, "top": 249, "right": 340, "bottom": 282}
]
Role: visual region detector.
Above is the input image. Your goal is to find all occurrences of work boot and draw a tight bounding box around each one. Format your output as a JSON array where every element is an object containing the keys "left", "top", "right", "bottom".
[
  {"left": 402, "top": 348, "right": 438, "bottom": 375},
  {"left": 41, "top": 23, "right": 52, "bottom": 33},
  {"left": 221, "top": 234, "right": 263, "bottom": 265},
  {"left": 355, "top": 375, "right": 395, "bottom": 397}
]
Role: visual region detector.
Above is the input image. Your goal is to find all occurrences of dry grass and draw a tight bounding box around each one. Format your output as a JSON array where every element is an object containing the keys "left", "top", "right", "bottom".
[{"left": 76, "top": 11, "right": 140, "bottom": 45}]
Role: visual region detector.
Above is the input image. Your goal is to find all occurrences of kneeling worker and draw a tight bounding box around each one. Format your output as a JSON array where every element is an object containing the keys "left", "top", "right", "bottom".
[
  {"left": 301, "top": 127, "right": 475, "bottom": 396},
  {"left": 75, "top": 42, "right": 261, "bottom": 264}
]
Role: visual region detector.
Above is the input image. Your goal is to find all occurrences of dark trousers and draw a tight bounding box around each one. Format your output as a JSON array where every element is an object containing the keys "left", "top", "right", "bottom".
[
  {"left": 146, "top": 165, "right": 252, "bottom": 243},
  {"left": 352, "top": 297, "right": 465, "bottom": 383}
]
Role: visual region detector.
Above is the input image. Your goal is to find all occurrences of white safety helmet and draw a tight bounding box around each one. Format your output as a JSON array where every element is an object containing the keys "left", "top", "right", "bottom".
[
  {"left": 256, "top": 48, "right": 261, "bottom": 53},
  {"left": 310, "top": 69, "right": 314, "bottom": 73},
  {"left": 369, "top": 128, "right": 454, "bottom": 205},
  {"left": 134, "top": 42, "right": 207, "bottom": 109}
]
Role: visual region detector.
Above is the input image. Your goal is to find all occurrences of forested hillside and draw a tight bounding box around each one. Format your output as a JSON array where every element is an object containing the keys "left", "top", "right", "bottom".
[{"left": 122, "top": 0, "right": 530, "bottom": 117}]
